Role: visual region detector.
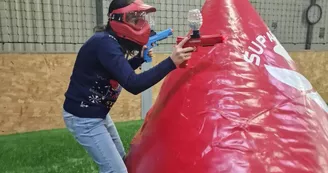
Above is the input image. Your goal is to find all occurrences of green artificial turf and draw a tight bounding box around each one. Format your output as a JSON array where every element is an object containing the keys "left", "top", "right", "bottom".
[{"left": 0, "top": 120, "right": 143, "bottom": 173}]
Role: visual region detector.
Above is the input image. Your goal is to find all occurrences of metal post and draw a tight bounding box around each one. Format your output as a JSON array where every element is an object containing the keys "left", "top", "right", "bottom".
[
  {"left": 140, "top": 18, "right": 156, "bottom": 119},
  {"left": 95, "top": 0, "right": 104, "bottom": 27},
  {"left": 141, "top": 62, "right": 153, "bottom": 119},
  {"left": 305, "top": 24, "right": 314, "bottom": 50},
  {"left": 305, "top": 0, "right": 317, "bottom": 50}
]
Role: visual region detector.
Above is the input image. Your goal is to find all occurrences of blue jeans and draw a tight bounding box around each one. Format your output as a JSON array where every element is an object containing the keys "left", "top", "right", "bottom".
[{"left": 62, "top": 109, "right": 127, "bottom": 173}]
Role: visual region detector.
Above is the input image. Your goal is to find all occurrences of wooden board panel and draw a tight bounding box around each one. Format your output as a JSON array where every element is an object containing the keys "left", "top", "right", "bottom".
[{"left": 0, "top": 52, "right": 327, "bottom": 135}]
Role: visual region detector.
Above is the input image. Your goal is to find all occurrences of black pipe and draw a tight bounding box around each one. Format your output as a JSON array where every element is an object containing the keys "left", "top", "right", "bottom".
[
  {"left": 305, "top": 25, "right": 314, "bottom": 50},
  {"left": 305, "top": 0, "right": 316, "bottom": 50}
]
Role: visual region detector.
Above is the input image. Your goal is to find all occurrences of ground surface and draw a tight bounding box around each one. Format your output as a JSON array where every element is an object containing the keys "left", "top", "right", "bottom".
[{"left": 0, "top": 120, "right": 143, "bottom": 173}]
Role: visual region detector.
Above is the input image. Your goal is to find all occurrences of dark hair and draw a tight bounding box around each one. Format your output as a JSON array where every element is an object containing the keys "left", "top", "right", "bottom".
[
  {"left": 95, "top": 0, "right": 142, "bottom": 58},
  {"left": 108, "top": 0, "right": 135, "bottom": 14}
]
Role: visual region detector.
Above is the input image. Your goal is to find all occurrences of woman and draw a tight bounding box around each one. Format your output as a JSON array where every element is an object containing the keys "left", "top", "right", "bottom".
[{"left": 62, "top": 0, "right": 194, "bottom": 172}]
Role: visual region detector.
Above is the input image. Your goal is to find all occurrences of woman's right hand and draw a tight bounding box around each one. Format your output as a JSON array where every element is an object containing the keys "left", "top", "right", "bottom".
[{"left": 170, "top": 37, "right": 195, "bottom": 66}]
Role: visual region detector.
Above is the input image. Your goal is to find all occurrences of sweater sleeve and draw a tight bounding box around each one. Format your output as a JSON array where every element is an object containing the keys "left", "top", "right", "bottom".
[
  {"left": 128, "top": 55, "right": 145, "bottom": 70},
  {"left": 97, "top": 36, "right": 176, "bottom": 95}
]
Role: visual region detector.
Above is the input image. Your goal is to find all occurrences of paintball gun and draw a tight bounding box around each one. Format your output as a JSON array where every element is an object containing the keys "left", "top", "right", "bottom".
[
  {"left": 176, "top": 9, "right": 225, "bottom": 68},
  {"left": 143, "top": 28, "right": 174, "bottom": 63}
]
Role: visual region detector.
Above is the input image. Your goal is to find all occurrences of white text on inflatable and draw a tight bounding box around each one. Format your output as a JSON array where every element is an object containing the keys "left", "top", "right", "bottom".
[{"left": 243, "top": 31, "right": 277, "bottom": 66}]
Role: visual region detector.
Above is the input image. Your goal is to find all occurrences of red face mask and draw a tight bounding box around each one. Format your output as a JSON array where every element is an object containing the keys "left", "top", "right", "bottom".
[{"left": 109, "top": 0, "right": 156, "bottom": 46}]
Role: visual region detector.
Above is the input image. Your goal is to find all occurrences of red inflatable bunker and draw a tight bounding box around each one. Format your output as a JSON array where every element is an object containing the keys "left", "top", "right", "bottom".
[{"left": 125, "top": 0, "right": 328, "bottom": 172}]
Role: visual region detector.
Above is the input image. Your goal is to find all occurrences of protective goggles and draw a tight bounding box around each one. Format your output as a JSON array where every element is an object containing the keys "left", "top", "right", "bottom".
[
  {"left": 125, "top": 11, "right": 155, "bottom": 29},
  {"left": 109, "top": 0, "right": 156, "bottom": 30}
]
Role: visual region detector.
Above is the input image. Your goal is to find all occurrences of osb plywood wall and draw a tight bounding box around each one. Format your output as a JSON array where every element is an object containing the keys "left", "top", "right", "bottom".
[
  {"left": 0, "top": 52, "right": 327, "bottom": 135},
  {"left": 290, "top": 51, "right": 328, "bottom": 102}
]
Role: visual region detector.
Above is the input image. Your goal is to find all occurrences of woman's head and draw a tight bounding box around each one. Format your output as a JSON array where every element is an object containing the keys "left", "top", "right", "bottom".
[{"left": 106, "top": 0, "right": 156, "bottom": 56}]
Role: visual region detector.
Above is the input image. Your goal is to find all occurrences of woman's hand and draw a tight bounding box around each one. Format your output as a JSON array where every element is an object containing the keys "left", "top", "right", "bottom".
[
  {"left": 170, "top": 37, "right": 195, "bottom": 66},
  {"left": 140, "top": 45, "right": 154, "bottom": 59}
]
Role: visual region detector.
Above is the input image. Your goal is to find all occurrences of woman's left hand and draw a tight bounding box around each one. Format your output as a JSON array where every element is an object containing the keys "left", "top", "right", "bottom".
[{"left": 140, "top": 45, "right": 154, "bottom": 59}]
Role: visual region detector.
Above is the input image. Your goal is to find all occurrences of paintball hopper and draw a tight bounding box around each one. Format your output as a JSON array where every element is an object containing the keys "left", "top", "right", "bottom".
[
  {"left": 177, "top": 9, "right": 224, "bottom": 68},
  {"left": 188, "top": 9, "right": 203, "bottom": 37}
]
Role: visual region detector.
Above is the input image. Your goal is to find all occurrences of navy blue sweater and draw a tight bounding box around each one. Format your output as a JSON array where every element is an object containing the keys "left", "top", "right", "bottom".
[{"left": 63, "top": 31, "right": 176, "bottom": 119}]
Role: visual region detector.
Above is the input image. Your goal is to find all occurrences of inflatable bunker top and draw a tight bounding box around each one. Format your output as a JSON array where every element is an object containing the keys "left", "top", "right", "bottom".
[{"left": 125, "top": 0, "right": 328, "bottom": 172}]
